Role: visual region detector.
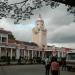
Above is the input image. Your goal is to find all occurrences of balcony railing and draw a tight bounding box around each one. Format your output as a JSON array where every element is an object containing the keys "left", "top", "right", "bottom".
[{"left": 0, "top": 42, "right": 16, "bottom": 48}]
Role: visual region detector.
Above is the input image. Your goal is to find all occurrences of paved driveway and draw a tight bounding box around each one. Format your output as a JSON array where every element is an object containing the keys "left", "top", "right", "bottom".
[{"left": 0, "top": 65, "right": 75, "bottom": 75}]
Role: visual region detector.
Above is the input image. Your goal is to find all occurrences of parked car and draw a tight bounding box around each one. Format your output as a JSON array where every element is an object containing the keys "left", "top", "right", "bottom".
[{"left": 66, "top": 50, "right": 75, "bottom": 71}]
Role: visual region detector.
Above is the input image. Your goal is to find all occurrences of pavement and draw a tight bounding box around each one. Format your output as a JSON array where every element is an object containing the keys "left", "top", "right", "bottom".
[
  {"left": 0, "top": 65, "right": 75, "bottom": 75},
  {"left": 0, "top": 62, "right": 17, "bottom": 66}
]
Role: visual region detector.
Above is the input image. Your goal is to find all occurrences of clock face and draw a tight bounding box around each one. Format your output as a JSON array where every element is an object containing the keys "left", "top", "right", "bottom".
[
  {"left": 34, "top": 31, "right": 38, "bottom": 34},
  {"left": 38, "top": 29, "right": 40, "bottom": 31},
  {"left": 33, "top": 28, "right": 39, "bottom": 34},
  {"left": 33, "top": 27, "right": 41, "bottom": 34}
]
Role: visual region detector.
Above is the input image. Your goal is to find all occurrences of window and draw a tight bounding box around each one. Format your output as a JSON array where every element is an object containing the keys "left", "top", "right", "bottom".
[
  {"left": 41, "top": 24, "right": 43, "bottom": 26},
  {"left": 0, "top": 35, "right": 1, "bottom": 42},
  {"left": 2, "top": 37, "right": 7, "bottom": 43},
  {"left": 67, "top": 53, "right": 75, "bottom": 60}
]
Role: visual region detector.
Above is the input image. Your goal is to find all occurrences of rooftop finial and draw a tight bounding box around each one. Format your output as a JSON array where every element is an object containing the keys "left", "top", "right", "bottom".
[
  {"left": 37, "top": 14, "right": 43, "bottom": 20},
  {"left": 39, "top": 14, "right": 42, "bottom": 19}
]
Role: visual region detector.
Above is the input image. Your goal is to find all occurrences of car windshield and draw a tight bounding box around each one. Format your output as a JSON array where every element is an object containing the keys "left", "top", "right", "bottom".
[{"left": 67, "top": 53, "right": 75, "bottom": 60}]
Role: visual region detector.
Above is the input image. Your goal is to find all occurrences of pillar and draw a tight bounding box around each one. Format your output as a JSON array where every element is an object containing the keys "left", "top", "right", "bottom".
[
  {"left": 6, "top": 48, "right": 7, "bottom": 56},
  {"left": 0, "top": 47, "right": 1, "bottom": 57},
  {"left": 10, "top": 48, "right": 13, "bottom": 59},
  {"left": 58, "top": 51, "right": 60, "bottom": 57},
  {"left": 42, "top": 51, "right": 44, "bottom": 59},
  {"left": 16, "top": 48, "right": 20, "bottom": 59},
  {"left": 32, "top": 50, "right": 33, "bottom": 59},
  {"left": 24, "top": 49, "right": 25, "bottom": 57},
  {"left": 38, "top": 51, "right": 40, "bottom": 57},
  {"left": 62, "top": 52, "right": 64, "bottom": 57},
  {"left": 35, "top": 51, "right": 37, "bottom": 57},
  {"left": 28, "top": 50, "right": 29, "bottom": 59}
]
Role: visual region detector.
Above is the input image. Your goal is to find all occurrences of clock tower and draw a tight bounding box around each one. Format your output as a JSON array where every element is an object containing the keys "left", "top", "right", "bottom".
[{"left": 32, "top": 15, "right": 47, "bottom": 49}]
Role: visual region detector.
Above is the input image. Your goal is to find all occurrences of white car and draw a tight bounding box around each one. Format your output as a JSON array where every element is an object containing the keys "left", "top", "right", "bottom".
[{"left": 66, "top": 51, "right": 75, "bottom": 71}]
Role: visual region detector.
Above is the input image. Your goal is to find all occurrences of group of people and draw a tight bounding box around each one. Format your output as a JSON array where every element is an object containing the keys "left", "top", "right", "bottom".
[{"left": 44, "top": 56, "right": 60, "bottom": 75}]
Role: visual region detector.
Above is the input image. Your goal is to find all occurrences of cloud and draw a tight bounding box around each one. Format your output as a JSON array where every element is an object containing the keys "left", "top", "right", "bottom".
[
  {"left": 0, "top": 1, "right": 75, "bottom": 48},
  {"left": 13, "top": 29, "right": 32, "bottom": 42},
  {"left": 46, "top": 4, "right": 74, "bottom": 26},
  {"left": 48, "top": 22, "right": 75, "bottom": 43},
  {"left": 0, "top": 18, "right": 33, "bottom": 42}
]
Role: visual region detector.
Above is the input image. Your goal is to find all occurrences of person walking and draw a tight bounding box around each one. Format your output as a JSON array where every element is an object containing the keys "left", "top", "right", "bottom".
[
  {"left": 51, "top": 57, "right": 60, "bottom": 75},
  {"left": 44, "top": 57, "right": 50, "bottom": 75},
  {"left": 61, "top": 57, "right": 66, "bottom": 71}
]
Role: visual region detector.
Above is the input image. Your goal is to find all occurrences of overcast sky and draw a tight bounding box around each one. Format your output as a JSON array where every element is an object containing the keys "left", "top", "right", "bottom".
[{"left": 0, "top": 0, "right": 75, "bottom": 49}]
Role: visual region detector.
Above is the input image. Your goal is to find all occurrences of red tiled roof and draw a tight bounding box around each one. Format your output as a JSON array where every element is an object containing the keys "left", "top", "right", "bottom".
[
  {"left": 16, "top": 40, "right": 38, "bottom": 46},
  {"left": 0, "top": 29, "right": 12, "bottom": 34},
  {"left": 8, "top": 39, "right": 16, "bottom": 43}
]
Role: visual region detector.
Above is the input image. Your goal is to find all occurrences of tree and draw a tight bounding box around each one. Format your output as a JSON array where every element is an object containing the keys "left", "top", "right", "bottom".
[
  {"left": 52, "top": 0, "right": 75, "bottom": 7},
  {"left": 0, "top": 0, "right": 75, "bottom": 24}
]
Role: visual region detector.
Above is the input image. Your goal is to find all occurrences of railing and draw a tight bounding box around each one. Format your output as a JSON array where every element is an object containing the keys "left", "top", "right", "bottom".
[{"left": 0, "top": 42, "right": 16, "bottom": 48}]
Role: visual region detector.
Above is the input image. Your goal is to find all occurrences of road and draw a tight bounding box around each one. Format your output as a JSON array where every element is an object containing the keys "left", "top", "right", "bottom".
[{"left": 0, "top": 65, "right": 75, "bottom": 75}]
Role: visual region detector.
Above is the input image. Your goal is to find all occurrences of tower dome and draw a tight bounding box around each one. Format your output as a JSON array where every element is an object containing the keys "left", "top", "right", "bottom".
[
  {"left": 36, "top": 14, "right": 44, "bottom": 23},
  {"left": 36, "top": 14, "right": 44, "bottom": 29}
]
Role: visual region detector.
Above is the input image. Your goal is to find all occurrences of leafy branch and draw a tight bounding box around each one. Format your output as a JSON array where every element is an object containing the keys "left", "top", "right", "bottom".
[{"left": 0, "top": 0, "right": 75, "bottom": 24}]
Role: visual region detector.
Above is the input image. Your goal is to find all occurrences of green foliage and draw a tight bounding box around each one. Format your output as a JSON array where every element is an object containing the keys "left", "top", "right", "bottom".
[
  {"left": 8, "top": 34, "right": 15, "bottom": 40},
  {"left": 0, "top": 0, "right": 75, "bottom": 23}
]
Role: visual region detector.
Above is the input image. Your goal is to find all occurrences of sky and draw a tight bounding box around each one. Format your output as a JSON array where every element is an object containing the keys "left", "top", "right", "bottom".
[{"left": 0, "top": 0, "right": 75, "bottom": 49}]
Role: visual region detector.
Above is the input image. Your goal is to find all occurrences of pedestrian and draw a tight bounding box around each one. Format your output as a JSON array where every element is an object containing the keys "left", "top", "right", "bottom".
[
  {"left": 51, "top": 57, "right": 60, "bottom": 75},
  {"left": 44, "top": 56, "right": 50, "bottom": 75},
  {"left": 18, "top": 56, "right": 21, "bottom": 64},
  {"left": 61, "top": 57, "right": 66, "bottom": 71}
]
